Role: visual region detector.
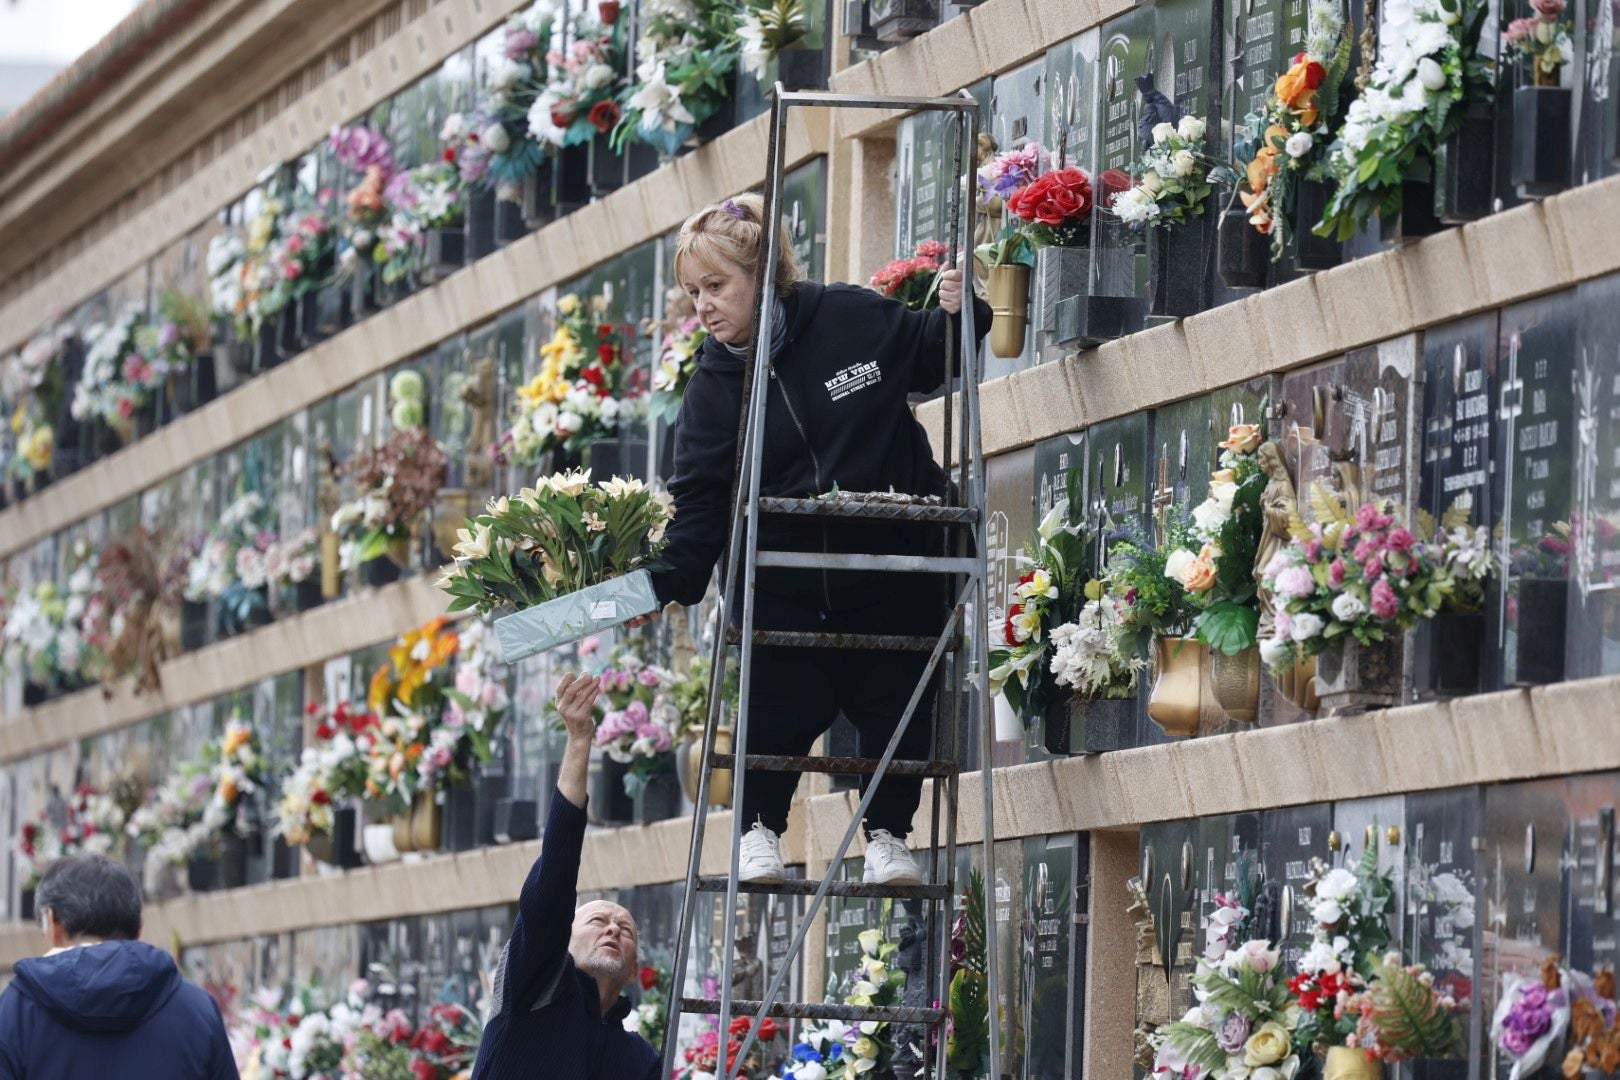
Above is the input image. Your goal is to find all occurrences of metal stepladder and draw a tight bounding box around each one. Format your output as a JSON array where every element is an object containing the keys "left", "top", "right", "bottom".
[{"left": 659, "top": 88, "right": 1001, "bottom": 1080}]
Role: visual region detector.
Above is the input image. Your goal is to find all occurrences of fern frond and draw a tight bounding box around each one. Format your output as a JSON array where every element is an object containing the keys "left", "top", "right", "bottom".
[
  {"left": 1161, "top": 1023, "right": 1229, "bottom": 1071},
  {"left": 1309, "top": 482, "right": 1351, "bottom": 525},
  {"left": 1368, "top": 959, "right": 1465, "bottom": 1058},
  {"left": 1414, "top": 508, "right": 1437, "bottom": 543},
  {"left": 962, "top": 868, "right": 988, "bottom": 977},
  {"left": 1289, "top": 508, "right": 1313, "bottom": 541},
  {"left": 1441, "top": 498, "right": 1472, "bottom": 531}
]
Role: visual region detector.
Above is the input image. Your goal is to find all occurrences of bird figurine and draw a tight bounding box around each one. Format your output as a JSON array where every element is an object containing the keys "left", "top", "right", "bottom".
[{"left": 1135, "top": 73, "right": 1181, "bottom": 149}]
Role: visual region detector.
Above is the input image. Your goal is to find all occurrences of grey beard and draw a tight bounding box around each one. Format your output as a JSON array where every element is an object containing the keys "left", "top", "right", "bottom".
[{"left": 578, "top": 948, "right": 632, "bottom": 984}]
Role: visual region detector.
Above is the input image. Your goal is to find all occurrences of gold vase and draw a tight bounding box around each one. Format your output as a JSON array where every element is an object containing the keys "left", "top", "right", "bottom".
[
  {"left": 676, "top": 726, "right": 733, "bottom": 807},
  {"left": 1277, "top": 652, "right": 1321, "bottom": 713},
  {"left": 430, "top": 488, "right": 472, "bottom": 558},
  {"left": 391, "top": 813, "right": 414, "bottom": 854},
  {"left": 1323, "top": 1045, "right": 1383, "bottom": 1080},
  {"left": 1148, "top": 636, "right": 1207, "bottom": 737},
  {"left": 320, "top": 530, "right": 342, "bottom": 599},
  {"left": 1208, "top": 646, "right": 1262, "bottom": 725},
  {"left": 987, "top": 264, "right": 1030, "bottom": 359},
  {"left": 410, "top": 791, "right": 441, "bottom": 851}
]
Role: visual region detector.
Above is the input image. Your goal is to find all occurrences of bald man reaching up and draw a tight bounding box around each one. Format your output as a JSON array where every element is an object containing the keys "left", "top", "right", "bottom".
[{"left": 471, "top": 671, "right": 660, "bottom": 1080}]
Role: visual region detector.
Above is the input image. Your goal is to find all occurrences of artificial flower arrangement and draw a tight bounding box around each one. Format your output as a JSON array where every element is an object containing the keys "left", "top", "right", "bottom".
[
  {"left": 944, "top": 870, "right": 992, "bottom": 1078},
  {"left": 439, "top": 617, "right": 510, "bottom": 777},
  {"left": 208, "top": 186, "right": 326, "bottom": 340},
  {"left": 1341, "top": 953, "right": 1469, "bottom": 1064},
  {"left": 204, "top": 716, "right": 269, "bottom": 843},
  {"left": 273, "top": 701, "right": 378, "bottom": 847},
  {"left": 586, "top": 638, "right": 679, "bottom": 796},
  {"left": 331, "top": 371, "right": 449, "bottom": 572},
  {"left": 613, "top": 0, "right": 740, "bottom": 156},
  {"left": 448, "top": 8, "right": 558, "bottom": 203},
  {"left": 1152, "top": 939, "right": 1303, "bottom": 1080},
  {"left": 439, "top": 469, "right": 672, "bottom": 659},
  {"left": 1007, "top": 164, "right": 1095, "bottom": 248},
  {"left": 1562, "top": 968, "right": 1620, "bottom": 1079},
  {"left": 14, "top": 784, "right": 127, "bottom": 888},
  {"left": 868, "top": 239, "right": 950, "bottom": 311},
  {"left": 1235, "top": 0, "right": 1352, "bottom": 257},
  {"left": 525, "top": 1, "right": 625, "bottom": 150},
  {"left": 71, "top": 304, "right": 165, "bottom": 442},
  {"left": 648, "top": 311, "right": 708, "bottom": 425},
  {"left": 136, "top": 290, "right": 214, "bottom": 393},
  {"left": 1106, "top": 511, "right": 1203, "bottom": 649},
  {"left": 987, "top": 500, "right": 1092, "bottom": 719},
  {"left": 974, "top": 142, "right": 1048, "bottom": 271},
  {"left": 1314, "top": 0, "right": 1491, "bottom": 240},
  {"left": 1256, "top": 496, "right": 1459, "bottom": 672},
  {"left": 1494, "top": 956, "right": 1589, "bottom": 1080},
  {"left": 673, "top": 1011, "right": 782, "bottom": 1079},
  {"left": 185, "top": 491, "right": 279, "bottom": 634},
  {"left": 126, "top": 767, "right": 216, "bottom": 884},
  {"left": 1162, "top": 423, "right": 1270, "bottom": 656},
  {"left": 493, "top": 292, "right": 644, "bottom": 468},
  {"left": 89, "top": 526, "right": 176, "bottom": 695},
  {"left": 735, "top": 0, "right": 809, "bottom": 83},
  {"left": 1288, "top": 848, "right": 1396, "bottom": 1051},
  {"left": 362, "top": 615, "right": 464, "bottom": 811},
  {"left": 1047, "top": 587, "right": 1146, "bottom": 706},
  {"left": 3, "top": 542, "right": 101, "bottom": 692},
  {"left": 627, "top": 954, "right": 671, "bottom": 1055},
  {"left": 1419, "top": 506, "right": 1496, "bottom": 616},
  {"left": 783, "top": 922, "right": 905, "bottom": 1078},
  {"left": 4, "top": 321, "right": 72, "bottom": 487},
  {"left": 1503, "top": 0, "right": 1574, "bottom": 84},
  {"left": 265, "top": 527, "right": 321, "bottom": 600},
  {"left": 330, "top": 122, "right": 409, "bottom": 289},
  {"left": 1110, "top": 116, "right": 1236, "bottom": 229}
]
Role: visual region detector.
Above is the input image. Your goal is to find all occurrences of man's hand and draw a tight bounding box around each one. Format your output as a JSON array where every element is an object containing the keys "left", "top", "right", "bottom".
[
  {"left": 624, "top": 609, "right": 662, "bottom": 630},
  {"left": 555, "top": 672, "right": 600, "bottom": 808},
  {"left": 938, "top": 260, "right": 966, "bottom": 315}
]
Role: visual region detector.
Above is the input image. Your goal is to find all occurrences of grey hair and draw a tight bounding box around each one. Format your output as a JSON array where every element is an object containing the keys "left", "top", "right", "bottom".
[{"left": 36, "top": 854, "right": 142, "bottom": 941}]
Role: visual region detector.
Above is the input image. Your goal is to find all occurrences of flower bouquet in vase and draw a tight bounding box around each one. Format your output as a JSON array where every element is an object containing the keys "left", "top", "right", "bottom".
[
  {"left": 1007, "top": 162, "right": 1094, "bottom": 342},
  {"left": 73, "top": 305, "right": 164, "bottom": 448},
  {"left": 868, "top": 240, "right": 951, "bottom": 312},
  {"left": 582, "top": 641, "right": 680, "bottom": 822},
  {"left": 438, "top": 469, "right": 672, "bottom": 662},
  {"left": 1152, "top": 940, "right": 1304, "bottom": 1080},
  {"left": 1504, "top": 0, "right": 1574, "bottom": 196},
  {"left": 1258, "top": 494, "right": 1456, "bottom": 713},
  {"left": 332, "top": 378, "right": 448, "bottom": 586},
  {"left": 975, "top": 143, "right": 1046, "bottom": 358},
  {"left": 362, "top": 616, "right": 461, "bottom": 853},
  {"left": 1413, "top": 506, "right": 1495, "bottom": 695},
  {"left": 138, "top": 289, "right": 217, "bottom": 420},
  {"left": 611, "top": 0, "right": 739, "bottom": 156},
  {"left": 1337, "top": 955, "right": 1467, "bottom": 1075},
  {"left": 274, "top": 701, "right": 377, "bottom": 867},
  {"left": 1106, "top": 512, "right": 1204, "bottom": 737},
  {"left": 1162, "top": 424, "right": 1270, "bottom": 725}
]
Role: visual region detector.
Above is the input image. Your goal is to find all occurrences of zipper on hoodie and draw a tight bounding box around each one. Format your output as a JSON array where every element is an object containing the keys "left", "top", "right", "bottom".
[{"left": 768, "top": 358, "right": 834, "bottom": 614}]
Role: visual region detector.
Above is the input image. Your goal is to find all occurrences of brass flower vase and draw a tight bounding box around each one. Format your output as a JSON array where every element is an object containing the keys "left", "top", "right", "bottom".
[
  {"left": 677, "top": 726, "right": 732, "bottom": 807},
  {"left": 987, "top": 264, "right": 1030, "bottom": 358},
  {"left": 391, "top": 812, "right": 414, "bottom": 854},
  {"left": 1323, "top": 1045, "right": 1383, "bottom": 1080},
  {"left": 410, "top": 790, "right": 442, "bottom": 851},
  {"left": 1208, "top": 646, "right": 1262, "bottom": 725},
  {"left": 1277, "top": 652, "right": 1320, "bottom": 713},
  {"left": 1148, "top": 636, "right": 1207, "bottom": 738}
]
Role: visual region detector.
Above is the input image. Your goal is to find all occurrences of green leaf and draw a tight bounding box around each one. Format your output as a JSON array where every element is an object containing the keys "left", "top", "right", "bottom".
[{"left": 1194, "top": 602, "right": 1260, "bottom": 655}]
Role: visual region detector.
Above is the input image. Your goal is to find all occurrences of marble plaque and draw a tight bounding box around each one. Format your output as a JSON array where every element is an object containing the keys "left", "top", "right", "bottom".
[
  {"left": 1405, "top": 788, "right": 1485, "bottom": 1080},
  {"left": 1096, "top": 5, "right": 1157, "bottom": 301},
  {"left": 1085, "top": 412, "right": 1155, "bottom": 748},
  {"left": 1021, "top": 833, "right": 1083, "bottom": 1078},
  {"left": 1561, "top": 775, "right": 1620, "bottom": 980},
  {"left": 1259, "top": 802, "right": 1333, "bottom": 970},
  {"left": 1569, "top": 273, "right": 1620, "bottom": 677}
]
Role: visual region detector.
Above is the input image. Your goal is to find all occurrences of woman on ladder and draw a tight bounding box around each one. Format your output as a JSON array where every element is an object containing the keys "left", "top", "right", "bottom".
[{"left": 632, "top": 193, "right": 991, "bottom": 886}]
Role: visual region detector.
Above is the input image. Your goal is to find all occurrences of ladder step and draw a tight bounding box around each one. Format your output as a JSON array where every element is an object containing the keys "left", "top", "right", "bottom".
[
  {"left": 696, "top": 876, "right": 952, "bottom": 901},
  {"left": 709, "top": 753, "right": 955, "bottom": 778},
  {"left": 679, "top": 998, "right": 946, "bottom": 1025},
  {"left": 755, "top": 551, "right": 979, "bottom": 574},
  {"left": 757, "top": 495, "right": 979, "bottom": 525},
  {"left": 726, "top": 627, "right": 955, "bottom": 652}
]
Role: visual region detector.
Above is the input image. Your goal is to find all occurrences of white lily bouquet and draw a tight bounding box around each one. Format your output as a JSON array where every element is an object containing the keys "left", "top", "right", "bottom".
[{"left": 438, "top": 468, "right": 674, "bottom": 661}]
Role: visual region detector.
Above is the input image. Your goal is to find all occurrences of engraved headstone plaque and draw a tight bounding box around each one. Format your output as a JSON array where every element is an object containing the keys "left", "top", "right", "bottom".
[
  {"left": 1039, "top": 35, "right": 1100, "bottom": 356},
  {"left": 1021, "top": 833, "right": 1081, "bottom": 1078},
  {"left": 1559, "top": 776, "right": 1619, "bottom": 984},
  {"left": 1096, "top": 6, "right": 1157, "bottom": 304},
  {"left": 1405, "top": 788, "right": 1485, "bottom": 1080},
  {"left": 985, "top": 446, "right": 1037, "bottom": 763},
  {"left": 1085, "top": 412, "right": 1153, "bottom": 748},
  {"left": 1495, "top": 292, "right": 1578, "bottom": 686},
  {"left": 1260, "top": 802, "right": 1333, "bottom": 970},
  {"left": 1196, "top": 812, "right": 1262, "bottom": 950},
  {"left": 1140, "top": 820, "right": 1200, "bottom": 1021},
  {"left": 1568, "top": 273, "right": 1620, "bottom": 678}
]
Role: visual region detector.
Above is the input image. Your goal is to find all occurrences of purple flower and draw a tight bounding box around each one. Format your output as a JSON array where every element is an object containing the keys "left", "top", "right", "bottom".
[
  {"left": 1520, "top": 986, "right": 1548, "bottom": 1009},
  {"left": 1216, "top": 1013, "right": 1251, "bottom": 1053},
  {"left": 637, "top": 669, "right": 660, "bottom": 687},
  {"left": 504, "top": 27, "right": 539, "bottom": 58},
  {"left": 624, "top": 700, "right": 649, "bottom": 725}
]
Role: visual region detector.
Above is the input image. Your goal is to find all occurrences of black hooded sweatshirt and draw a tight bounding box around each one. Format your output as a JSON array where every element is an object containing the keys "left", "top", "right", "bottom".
[{"left": 651, "top": 281, "right": 991, "bottom": 632}]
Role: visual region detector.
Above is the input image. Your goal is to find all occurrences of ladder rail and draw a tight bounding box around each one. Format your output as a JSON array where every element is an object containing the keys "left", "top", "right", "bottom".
[{"left": 726, "top": 591, "right": 969, "bottom": 1078}]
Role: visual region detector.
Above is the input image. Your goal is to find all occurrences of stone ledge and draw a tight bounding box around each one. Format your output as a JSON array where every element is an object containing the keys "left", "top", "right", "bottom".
[
  {"left": 0, "top": 575, "right": 448, "bottom": 764},
  {"left": 0, "top": 108, "right": 828, "bottom": 562},
  {"left": 916, "top": 172, "right": 1620, "bottom": 457},
  {"left": 3, "top": 671, "right": 1614, "bottom": 969}
]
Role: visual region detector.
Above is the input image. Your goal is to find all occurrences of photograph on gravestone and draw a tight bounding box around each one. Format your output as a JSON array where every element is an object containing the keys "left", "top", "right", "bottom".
[
  {"left": 1478, "top": 778, "right": 1574, "bottom": 1071},
  {"left": 982, "top": 58, "right": 1047, "bottom": 378},
  {"left": 985, "top": 447, "right": 1037, "bottom": 761},
  {"left": 1417, "top": 314, "right": 1502, "bottom": 697},
  {"left": 1020, "top": 834, "right": 1080, "bottom": 1079},
  {"left": 1569, "top": 274, "right": 1620, "bottom": 678},
  {"left": 1039, "top": 34, "right": 1101, "bottom": 357},
  {"left": 1096, "top": 6, "right": 1159, "bottom": 319},
  {"left": 1495, "top": 292, "right": 1578, "bottom": 688},
  {"left": 1404, "top": 788, "right": 1486, "bottom": 1080},
  {"left": 1084, "top": 412, "right": 1156, "bottom": 748},
  {"left": 1561, "top": 776, "right": 1620, "bottom": 985},
  {"left": 1149, "top": 0, "right": 1224, "bottom": 318},
  {"left": 1259, "top": 802, "right": 1334, "bottom": 970},
  {"left": 1138, "top": 818, "right": 1202, "bottom": 1069}
]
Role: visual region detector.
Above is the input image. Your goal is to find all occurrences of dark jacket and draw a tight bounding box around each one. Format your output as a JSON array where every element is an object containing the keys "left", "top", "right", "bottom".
[
  {"left": 0, "top": 940, "right": 237, "bottom": 1080},
  {"left": 470, "top": 789, "right": 660, "bottom": 1080},
  {"left": 652, "top": 281, "right": 992, "bottom": 631}
]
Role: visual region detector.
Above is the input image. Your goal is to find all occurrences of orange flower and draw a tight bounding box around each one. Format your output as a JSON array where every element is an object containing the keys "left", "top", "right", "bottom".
[
  {"left": 217, "top": 776, "right": 239, "bottom": 804},
  {"left": 1246, "top": 147, "right": 1278, "bottom": 195},
  {"left": 369, "top": 665, "right": 394, "bottom": 715},
  {"left": 405, "top": 743, "right": 424, "bottom": 761},
  {"left": 388, "top": 751, "right": 406, "bottom": 778},
  {"left": 222, "top": 725, "right": 252, "bottom": 756},
  {"left": 1275, "top": 59, "right": 1325, "bottom": 110}
]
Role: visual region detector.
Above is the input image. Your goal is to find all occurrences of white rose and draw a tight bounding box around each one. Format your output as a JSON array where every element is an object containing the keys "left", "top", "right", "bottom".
[
  {"left": 1169, "top": 148, "right": 1197, "bottom": 178},
  {"left": 1285, "top": 132, "right": 1314, "bottom": 158},
  {"left": 1192, "top": 497, "right": 1230, "bottom": 535},
  {"left": 1289, "top": 612, "right": 1325, "bottom": 641},
  {"left": 1313, "top": 898, "right": 1344, "bottom": 924},
  {"left": 482, "top": 122, "right": 512, "bottom": 154},
  {"left": 1316, "top": 866, "right": 1359, "bottom": 901},
  {"left": 1151, "top": 121, "right": 1176, "bottom": 145},
  {"left": 583, "top": 63, "right": 616, "bottom": 90},
  {"left": 440, "top": 112, "right": 467, "bottom": 142},
  {"left": 1417, "top": 56, "right": 1447, "bottom": 91},
  {"left": 1177, "top": 115, "right": 1206, "bottom": 142},
  {"left": 1139, "top": 170, "right": 1164, "bottom": 194},
  {"left": 1331, "top": 593, "right": 1367, "bottom": 621},
  {"left": 1164, "top": 549, "right": 1197, "bottom": 583}
]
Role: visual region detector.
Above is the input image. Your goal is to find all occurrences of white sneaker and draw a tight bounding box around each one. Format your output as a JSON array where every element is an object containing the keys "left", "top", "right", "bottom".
[
  {"left": 738, "top": 822, "right": 785, "bottom": 884},
  {"left": 862, "top": 829, "right": 923, "bottom": 886}
]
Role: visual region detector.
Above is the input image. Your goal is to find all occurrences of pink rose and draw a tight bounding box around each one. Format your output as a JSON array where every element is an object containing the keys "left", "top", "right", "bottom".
[
  {"left": 1363, "top": 556, "right": 1385, "bottom": 580},
  {"left": 1370, "top": 578, "right": 1399, "bottom": 619},
  {"left": 1385, "top": 528, "right": 1415, "bottom": 552},
  {"left": 1277, "top": 565, "right": 1317, "bottom": 598},
  {"left": 1328, "top": 558, "right": 1347, "bottom": 587},
  {"left": 1530, "top": 0, "right": 1566, "bottom": 16}
]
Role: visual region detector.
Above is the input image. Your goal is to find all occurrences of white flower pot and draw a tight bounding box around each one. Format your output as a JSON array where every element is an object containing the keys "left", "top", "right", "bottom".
[
  {"left": 361, "top": 823, "right": 399, "bottom": 864},
  {"left": 993, "top": 694, "right": 1023, "bottom": 742}
]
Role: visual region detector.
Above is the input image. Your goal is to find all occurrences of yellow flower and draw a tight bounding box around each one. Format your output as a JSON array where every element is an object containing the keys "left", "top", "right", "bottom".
[
  {"left": 368, "top": 665, "right": 394, "bottom": 714},
  {"left": 1083, "top": 578, "right": 1104, "bottom": 601},
  {"left": 223, "top": 724, "right": 252, "bottom": 755},
  {"left": 852, "top": 1037, "right": 879, "bottom": 1060},
  {"left": 1243, "top": 1021, "right": 1292, "bottom": 1067},
  {"left": 1220, "top": 423, "right": 1263, "bottom": 453},
  {"left": 10, "top": 405, "right": 25, "bottom": 435},
  {"left": 558, "top": 293, "right": 581, "bottom": 316},
  {"left": 21, "top": 426, "right": 53, "bottom": 470}
]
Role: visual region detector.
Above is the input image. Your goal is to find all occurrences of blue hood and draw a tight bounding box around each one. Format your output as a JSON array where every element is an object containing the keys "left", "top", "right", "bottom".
[{"left": 13, "top": 940, "right": 181, "bottom": 1034}]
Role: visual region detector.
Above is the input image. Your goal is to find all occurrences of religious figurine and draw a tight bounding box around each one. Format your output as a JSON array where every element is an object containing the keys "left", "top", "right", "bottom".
[
  {"left": 461, "top": 356, "right": 497, "bottom": 492},
  {"left": 1253, "top": 440, "right": 1296, "bottom": 623},
  {"left": 973, "top": 132, "right": 1003, "bottom": 257}
]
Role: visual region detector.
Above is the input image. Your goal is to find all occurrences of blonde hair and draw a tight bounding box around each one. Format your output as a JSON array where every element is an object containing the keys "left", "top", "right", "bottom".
[{"left": 674, "top": 193, "right": 804, "bottom": 295}]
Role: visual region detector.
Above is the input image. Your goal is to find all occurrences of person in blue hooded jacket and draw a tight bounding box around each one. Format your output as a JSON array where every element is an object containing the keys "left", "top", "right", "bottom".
[{"left": 0, "top": 853, "right": 237, "bottom": 1078}]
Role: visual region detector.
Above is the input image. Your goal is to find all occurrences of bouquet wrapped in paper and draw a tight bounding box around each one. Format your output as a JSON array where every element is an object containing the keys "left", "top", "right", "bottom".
[{"left": 439, "top": 469, "right": 672, "bottom": 661}]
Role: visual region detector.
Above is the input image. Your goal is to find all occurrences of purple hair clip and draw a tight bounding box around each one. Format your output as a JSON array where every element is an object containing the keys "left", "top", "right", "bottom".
[{"left": 721, "top": 198, "right": 747, "bottom": 220}]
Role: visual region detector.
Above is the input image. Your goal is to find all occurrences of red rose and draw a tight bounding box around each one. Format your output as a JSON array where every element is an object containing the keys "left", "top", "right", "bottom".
[
  {"left": 599, "top": 0, "right": 621, "bottom": 23},
  {"left": 1100, "top": 168, "right": 1132, "bottom": 197},
  {"left": 1303, "top": 61, "right": 1326, "bottom": 89},
  {"left": 311, "top": 789, "right": 331, "bottom": 806},
  {"left": 442, "top": 147, "right": 456, "bottom": 164},
  {"left": 582, "top": 365, "right": 605, "bottom": 386},
  {"left": 315, "top": 720, "right": 335, "bottom": 741},
  {"left": 551, "top": 107, "right": 573, "bottom": 130},
  {"left": 305, "top": 702, "right": 320, "bottom": 716},
  {"left": 588, "top": 100, "right": 621, "bottom": 133},
  {"left": 758, "top": 1018, "right": 779, "bottom": 1042},
  {"left": 598, "top": 342, "right": 616, "bottom": 364},
  {"left": 598, "top": 325, "right": 614, "bottom": 338},
  {"left": 411, "top": 1061, "right": 436, "bottom": 1080},
  {"left": 639, "top": 965, "right": 658, "bottom": 991}
]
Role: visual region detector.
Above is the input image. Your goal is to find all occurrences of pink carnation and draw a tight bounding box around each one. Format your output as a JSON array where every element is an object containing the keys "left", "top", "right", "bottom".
[
  {"left": 1276, "top": 565, "right": 1317, "bottom": 599},
  {"left": 1328, "top": 558, "right": 1347, "bottom": 587},
  {"left": 1370, "top": 578, "right": 1399, "bottom": 619}
]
